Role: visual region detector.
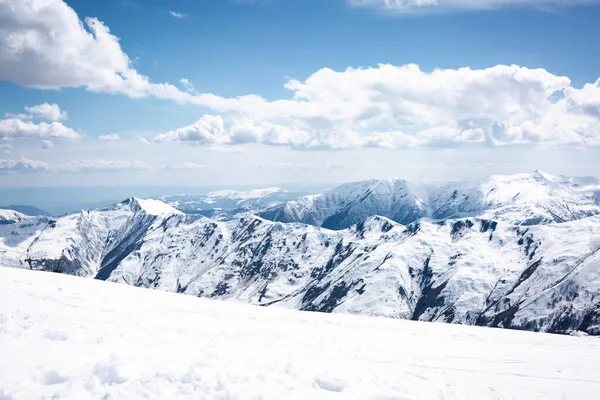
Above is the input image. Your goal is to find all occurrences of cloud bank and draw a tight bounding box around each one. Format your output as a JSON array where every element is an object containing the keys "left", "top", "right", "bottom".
[
  {"left": 347, "top": 0, "right": 600, "bottom": 14},
  {"left": 1, "top": 0, "right": 599, "bottom": 151},
  {"left": 0, "top": 157, "right": 150, "bottom": 173},
  {"left": 154, "top": 65, "right": 600, "bottom": 149}
]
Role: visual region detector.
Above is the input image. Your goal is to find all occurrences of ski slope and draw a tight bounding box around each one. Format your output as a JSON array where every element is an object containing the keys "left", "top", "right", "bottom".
[{"left": 0, "top": 268, "right": 599, "bottom": 400}]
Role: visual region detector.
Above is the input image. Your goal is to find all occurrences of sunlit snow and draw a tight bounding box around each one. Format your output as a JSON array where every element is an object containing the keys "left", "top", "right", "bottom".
[{"left": 0, "top": 267, "right": 599, "bottom": 399}]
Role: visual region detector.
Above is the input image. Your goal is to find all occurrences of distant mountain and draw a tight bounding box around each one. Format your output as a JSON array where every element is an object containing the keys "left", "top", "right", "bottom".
[
  {"left": 0, "top": 205, "right": 51, "bottom": 217},
  {"left": 259, "top": 171, "right": 600, "bottom": 229},
  {"left": 156, "top": 188, "right": 306, "bottom": 219},
  {"left": 258, "top": 179, "right": 429, "bottom": 230},
  {"left": 0, "top": 209, "right": 29, "bottom": 225},
  {"left": 2, "top": 172, "right": 600, "bottom": 336}
]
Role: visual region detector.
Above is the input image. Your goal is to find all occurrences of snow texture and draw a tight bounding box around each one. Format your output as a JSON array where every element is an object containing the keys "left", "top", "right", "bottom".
[
  {"left": 1, "top": 172, "right": 600, "bottom": 336},
  {"left": 0, "top": 267, "right": 599, "bottom": 400},
  {"left": 260, "top": 171, "right": 600, "bottom": 229}
]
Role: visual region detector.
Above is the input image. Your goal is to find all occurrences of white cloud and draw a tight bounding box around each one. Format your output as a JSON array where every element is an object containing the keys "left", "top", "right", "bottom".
[
  {"left": 154, "top": 115, "right": 230, "bottom": 145},
  {"left": 0, "top": 157, "right": 51, "bottom": 172},
  {"left": 58, "top": 159, "right": 150, "bottom": 173},
  {"left": 0, "top": 0, "right": 193, "bottom": 100},
  {"left": 24, "top": 103, "right": 67, "bottom": 121},
  {"left": 180, "top": 78, "right": 196, "bottom": 94},
  {"left": 98, "top": 134, "right": 121, "bottom": 141},
  {"left": 154, "top": 64, "right": 600, "bottom": 149},
  {"left": 169, "top": 11, "right": 188, "bottom": 18},
  {"left": 0, "top": 157, "right": 150, "bottom": 173},
  {"left": 41, "top": 140, "right": 53, "bottom": 149},
  {"left": 162, "top": 162, "right": 214, "bottom": 170},
  {"left": 1, "top": 1, "right": 599, "bottom": 151},
  {"left": 0, "top": 117, "right": 80, "bottom": 140},
  {"left": 137, "top": 136, "right": 150, "bottom": 146},
  {"left": 346, "top": 0, "right": 600, "bottom": 14},
  {"left": 6, "top": 103, "right": 67, "bottom": 122}
]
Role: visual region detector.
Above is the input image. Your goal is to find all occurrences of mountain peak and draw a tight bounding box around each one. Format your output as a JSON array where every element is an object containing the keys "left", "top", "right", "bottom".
[{"left": 125, "top": 197, "right": 183, "bottom": 216}]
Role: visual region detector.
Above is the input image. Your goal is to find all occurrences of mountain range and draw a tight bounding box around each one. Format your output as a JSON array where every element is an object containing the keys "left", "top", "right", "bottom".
[{"left": 1, "top": 171, "right": 599, "bottom": 336}]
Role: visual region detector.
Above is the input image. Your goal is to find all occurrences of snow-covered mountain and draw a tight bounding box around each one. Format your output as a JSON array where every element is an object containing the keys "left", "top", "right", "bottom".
[
  {"left": 429, "top": 170, "right": 600, "bottom": 225},
  {"left": 259, "top": 171, "right": 600, "bottom": 229},
  {"left": 156, "top": 187, "right": 305, "bottom": 219},
  {"left": 0, "top": 204, "right": 51, "bottom": 216},
  {"left": 258, "top": 179, "right": 429, "bottom": 230},
  {"left": 1, "top": 173, "right": 600, "bottom": 335},
  {"left": 2, "top": 267, "right": 598, "bottom": 400},
  {"left": 0, "top": 209, "right": 28, "bottom": 225}
]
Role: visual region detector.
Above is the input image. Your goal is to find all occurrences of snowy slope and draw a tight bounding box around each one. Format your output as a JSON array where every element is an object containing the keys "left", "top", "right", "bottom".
[
  {"left": 260, "top": 171, "right": 600, "bottom": 229},
  {"left": 0, "top": 209, "right": 28, "bottom": 225},
  {"left": 1, "top": 267, "right": 599, "bottom": 400},
  {"left": 2, "top": 196, "right": 599, "bottom": 334},
  {"left": 0, "top": 198, "right": 181, "bottom": 275},
  {"left": 429, "top": 170, "right": 600, "bottom": 225},
  {"left": 93, "top": 213, "right": 600, "bottom": 335}
]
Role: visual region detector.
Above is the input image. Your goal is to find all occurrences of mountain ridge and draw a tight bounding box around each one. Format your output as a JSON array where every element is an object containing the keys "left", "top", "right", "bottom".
[{"left": 1, "top": 171, "right": 600, "bottom": 336}]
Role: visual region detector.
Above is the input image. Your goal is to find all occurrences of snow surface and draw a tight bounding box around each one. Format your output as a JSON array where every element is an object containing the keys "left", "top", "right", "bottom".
[
  {"left": 0, "top": 209, "right": 28, "bottom": 225},
  {"left": 1, "top": 267, "right": 599, "bottom": 400}
]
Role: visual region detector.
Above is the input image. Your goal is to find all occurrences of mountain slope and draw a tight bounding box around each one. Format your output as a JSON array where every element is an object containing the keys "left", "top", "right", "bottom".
[
  {"left": 0, "top": 209, "right": 28, "bottom": 225},
  {"left": 0, "top": 205, "right": 51, "bottom": 216},
  {"left": 0, "top": 198, "right": 181, "bottom": 275},
  {"left": 429, "top": 170, "right": 600, "bottom": 225},
  {"left": 1, "top": 267, "right": 599, "bottom": 400},
  {"left": 2, "top": 195, "right": 599, "bottom": 335}
]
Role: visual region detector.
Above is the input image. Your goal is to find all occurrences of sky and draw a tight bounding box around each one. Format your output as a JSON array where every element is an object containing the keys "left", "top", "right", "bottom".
[{"left": 1, "top": 0, "right": 600, "bottom": 190}]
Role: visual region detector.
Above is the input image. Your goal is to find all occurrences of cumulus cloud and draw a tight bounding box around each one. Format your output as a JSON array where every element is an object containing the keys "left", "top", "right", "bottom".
[
  {"left": 0, "top": 0, "right": 199, "bottom": 102},
  {"left": 41, "top": 140, "right": 53, "bottom": 149},
  {"left": 152, "top": 64, "right": 600, "bottom": 149},
  {"left": 24, "top": 103, "right": 68, "bottom": 121},
  {"left": 169, "top": 11, "right": 188, "bottom": 18},
  {"left": 162, "top": 162, "right": 214, "bottom": 170},
  {"left": 0, "top": 103, "right": 79, "bottom": 141},
  {"left": 0, "top": 118, "right": 80, "bottom": 140},
  {"left": 154, "top": 115, "right": 230, "bottom": 145},
  {"left": 98, "top": 134, "right": 121, "bottom": 141},
  {"left": 2, "top": 1, "right": 599, "bottom": 150},
  {"left": 347, "top": 0, "right": 600, "bottom": 14}
]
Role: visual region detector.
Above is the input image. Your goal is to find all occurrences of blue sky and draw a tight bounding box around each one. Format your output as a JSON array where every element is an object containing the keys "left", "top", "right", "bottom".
[{"left": 1, "top": 0, "right": 600, "bottom": 188}]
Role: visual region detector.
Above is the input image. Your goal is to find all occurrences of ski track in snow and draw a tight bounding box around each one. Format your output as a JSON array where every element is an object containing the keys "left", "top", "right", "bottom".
[{"left": 1, "top": 268, "right": 599, "bottom": 400}]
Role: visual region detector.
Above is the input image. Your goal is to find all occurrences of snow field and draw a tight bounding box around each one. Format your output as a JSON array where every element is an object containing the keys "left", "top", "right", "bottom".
[{"left": 1, "top": 267, "right": 599, "bottom": 399}]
